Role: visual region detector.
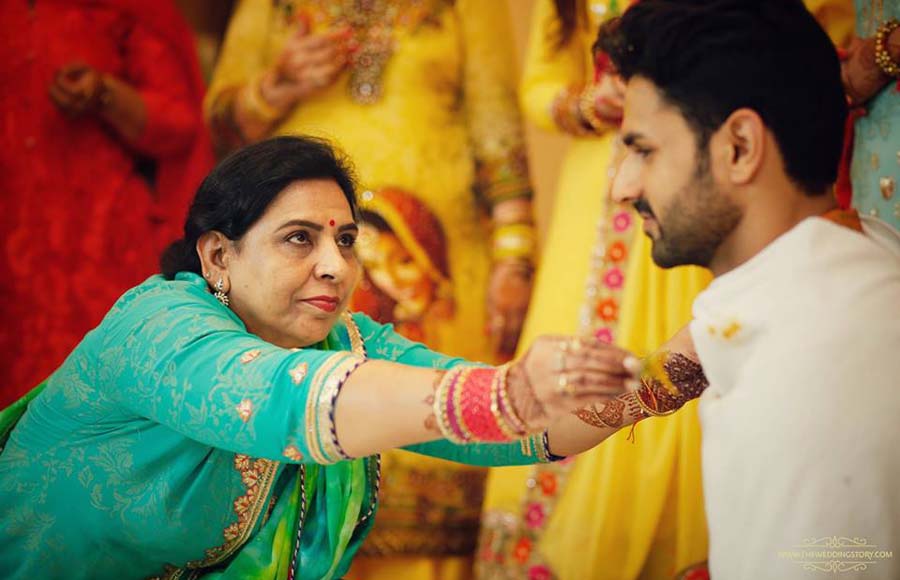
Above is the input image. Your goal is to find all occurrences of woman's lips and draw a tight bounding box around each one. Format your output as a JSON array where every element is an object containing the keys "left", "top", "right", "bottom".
[{"left": 302, "top": 296, "right": 338, "bottom": 313}]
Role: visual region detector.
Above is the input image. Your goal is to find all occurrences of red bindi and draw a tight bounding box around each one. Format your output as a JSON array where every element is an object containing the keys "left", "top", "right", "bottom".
[{"left": 329, "top": 219, "right": 335, "bottom": 227}]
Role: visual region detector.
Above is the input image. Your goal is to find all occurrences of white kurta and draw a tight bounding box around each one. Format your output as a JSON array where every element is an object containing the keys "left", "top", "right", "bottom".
[{"left": 691, "top": 216, "right": 900, "bottom": 579}]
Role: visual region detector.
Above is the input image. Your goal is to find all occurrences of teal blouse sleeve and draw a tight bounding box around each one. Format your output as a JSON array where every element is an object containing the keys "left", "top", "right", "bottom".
[
  {"left": 99, "top": 273, "right": 365, "bottom": 465},
  {"left": 352, "top": 313, "right": 554, "bottom": 466}
]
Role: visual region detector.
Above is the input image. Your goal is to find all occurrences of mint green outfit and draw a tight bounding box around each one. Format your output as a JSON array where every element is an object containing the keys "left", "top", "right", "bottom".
[
  {"left": 851, "top": 0, "right": 900, "bottom": 229},
  {"left": 0, "top": 273, "right": 550, "bottom": 580}
]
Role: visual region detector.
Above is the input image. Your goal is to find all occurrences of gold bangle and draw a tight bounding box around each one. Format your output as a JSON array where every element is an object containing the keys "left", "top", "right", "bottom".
[
  {"left": 578, "top": 83, "right": 609, "bottom": 133},
  {"left": 434, "top": 367, "right": 465, "bottom": 443},
  {"left": 490, "top": 370, "right": 518, "bottom": 440},
  {"left": 494, "top": 363, "right": 528, "bottom": 438},
  {"left": 551, "top": 85, "right": 592, "bottom": 136},
  {"left": 242, "top": 75, "right": 283, "bottom": 123},
  {"left": 875, "top": 20, "right": 900, "bottom": 78},
  {"left": 492, "top": 223, "right": 536, "bottom": 262}
]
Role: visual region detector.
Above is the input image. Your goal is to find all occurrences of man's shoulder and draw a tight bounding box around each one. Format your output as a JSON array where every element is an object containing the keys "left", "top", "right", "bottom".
[{"left": 784, "top": 217, "right": 899, "bottom": 298}]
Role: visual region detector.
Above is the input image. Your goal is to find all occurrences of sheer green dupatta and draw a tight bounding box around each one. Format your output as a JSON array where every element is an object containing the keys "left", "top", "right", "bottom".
[
  {"left": 200, "top": 326, "right": 379, "bottom": 580},
  {"left": 0, "top": 382, "right": 46, "bottom": 449},
  {"left": 203, "top": 456, "right": 378, "bottom": 580}
]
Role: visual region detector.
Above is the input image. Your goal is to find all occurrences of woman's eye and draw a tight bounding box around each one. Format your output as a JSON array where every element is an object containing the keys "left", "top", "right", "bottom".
[
  {"left": 636, "top": 147, "right": 653, "bottom": 159},
  {"left": 338, "top": 234, "right": 357, "bottom": 248},
  {"left": 287, "top": 231, "right": 311, "bottom": 245}
]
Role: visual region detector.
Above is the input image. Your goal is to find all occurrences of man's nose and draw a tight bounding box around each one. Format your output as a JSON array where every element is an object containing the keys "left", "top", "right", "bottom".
[{"left": 611, "top": 151, "right": 641, "bottom": 204}]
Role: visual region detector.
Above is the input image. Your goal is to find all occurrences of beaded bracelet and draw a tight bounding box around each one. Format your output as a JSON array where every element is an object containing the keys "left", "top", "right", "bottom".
[{"left": 875, "top": 19, "right": 900, "bottom": 78}]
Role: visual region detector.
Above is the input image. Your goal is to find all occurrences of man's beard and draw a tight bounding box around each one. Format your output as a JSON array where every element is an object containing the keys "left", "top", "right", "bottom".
[{"left": 646, "top": 156, "right": 742, "bottom": 269}]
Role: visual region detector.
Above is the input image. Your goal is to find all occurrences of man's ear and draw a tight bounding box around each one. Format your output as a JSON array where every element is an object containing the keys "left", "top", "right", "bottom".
[{"left": 716, "top": 108, "right": 766, "bottom": 186}]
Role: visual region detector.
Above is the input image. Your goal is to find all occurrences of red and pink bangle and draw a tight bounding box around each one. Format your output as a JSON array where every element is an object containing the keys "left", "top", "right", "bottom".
[{"left": 434, "top": 363, "right": 529, "bottom": 444}]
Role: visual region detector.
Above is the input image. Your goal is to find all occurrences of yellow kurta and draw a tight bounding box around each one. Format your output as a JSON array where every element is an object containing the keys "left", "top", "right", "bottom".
[
  {"left": 477, "top": 1, "right": 711, "bottom": 578},
  {"left": 477, "top": 1, "right": 854, "bottom": 579},
  {"left": 206, "top": 2, "right": 532, "bottom": 578}
]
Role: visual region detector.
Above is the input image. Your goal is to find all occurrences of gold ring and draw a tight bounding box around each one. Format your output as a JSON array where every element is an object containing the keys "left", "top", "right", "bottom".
[
  {"left": 553, "top": 350, "right": 567, "bottom": 372},
  {"left": 557, "top": 373, "right": 576, "bottom": 396}
]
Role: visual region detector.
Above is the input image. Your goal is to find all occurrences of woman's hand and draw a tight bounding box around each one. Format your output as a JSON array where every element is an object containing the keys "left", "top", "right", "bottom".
[
  {"left": 588, "top": 72, "right": 625, "bottom": 125},
  {"left": 260, "top": 24, "right": 354, "bottom": 112},
  {"left": 841, "top": 36, "right": 892, "bottom": 107},
  {"left": 49, "top": 62, "right": 105, "bottom": 117},
  {"left": 486, "top": 259, "right": 533, "bottom": 360},
  {"left": 506, "top": 335, "right": 638, "bottom": 432}
]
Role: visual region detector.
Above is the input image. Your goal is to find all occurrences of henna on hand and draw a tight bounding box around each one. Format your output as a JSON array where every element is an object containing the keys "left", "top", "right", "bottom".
[{"left": 574, "top": 396, "right": 626, "bottom": 429}]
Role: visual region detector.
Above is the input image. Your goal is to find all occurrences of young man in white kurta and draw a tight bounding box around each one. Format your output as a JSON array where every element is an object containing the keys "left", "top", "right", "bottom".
[
  {"left": 693, "top": 215, "right": 900, "bottom": 577},
  {"left": 598, "top": 0, "right": 900, "bottom": 577}
]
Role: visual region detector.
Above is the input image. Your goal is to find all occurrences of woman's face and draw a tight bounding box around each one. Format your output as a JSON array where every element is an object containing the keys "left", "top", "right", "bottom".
[{"left": 224, "top": 179, "right": 361, "bottom": 348}]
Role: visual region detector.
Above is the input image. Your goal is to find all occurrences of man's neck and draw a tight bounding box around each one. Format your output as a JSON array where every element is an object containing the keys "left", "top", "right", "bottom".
[{"left": 708, "top": 186, "right": 837, "bottom": 277}]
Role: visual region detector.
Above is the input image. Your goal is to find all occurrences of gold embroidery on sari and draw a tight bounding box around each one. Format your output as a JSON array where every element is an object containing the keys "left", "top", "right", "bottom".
[
  {"left": 235, "top": 398, "right": 254, "bottom": 423},
  {"left": 283, "top": 444, "right": 304, "bottom": 461},
  {"left": 173, "top": 312, "right": 369, "bottom": 574},
  {"left": 240, "top": 349, "right": 262, "bottom": 364},
  {"left": 289, "top": 362, "right": 309, "bottom": 384},
  {"left": 185, "top": 455, "right": 280, "bottom": 569},
  {"left": 304, "top": 352, "right": 354, "bottom": 463},
  {"left": 342, "top": 311, "right": 367, "bottom": 357}
]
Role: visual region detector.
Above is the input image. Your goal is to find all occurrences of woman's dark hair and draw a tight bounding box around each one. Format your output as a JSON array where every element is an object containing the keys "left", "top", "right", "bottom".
[
  {"left": 596, "top": 0, "right": 848, "bottom": 196},
  {"left": 160, "top": 136, "right": 358, "bottom": 279}
]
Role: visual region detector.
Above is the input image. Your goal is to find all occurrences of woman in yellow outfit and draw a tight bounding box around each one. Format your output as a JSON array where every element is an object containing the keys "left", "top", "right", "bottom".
[
  {"left": 476, "top": 1, "right": 854, "bottom": 579},
  {"left": 205, "top": 2, "right": 536, "bottom": 579}
]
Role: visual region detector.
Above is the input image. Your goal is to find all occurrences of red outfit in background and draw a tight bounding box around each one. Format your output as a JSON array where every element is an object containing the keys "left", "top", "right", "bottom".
[{"left": 0, "top": 0, "right": 214, "bottom": 404}]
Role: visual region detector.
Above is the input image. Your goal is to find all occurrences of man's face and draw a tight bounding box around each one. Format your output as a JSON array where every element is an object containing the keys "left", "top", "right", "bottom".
[{"left": 612, "top": 77, "right": 742, "bottom": 269}]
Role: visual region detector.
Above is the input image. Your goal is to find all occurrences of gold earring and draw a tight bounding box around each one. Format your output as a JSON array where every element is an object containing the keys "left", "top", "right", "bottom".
[{"left": 214, "top": 277, "right": 230, "bottom": 307}]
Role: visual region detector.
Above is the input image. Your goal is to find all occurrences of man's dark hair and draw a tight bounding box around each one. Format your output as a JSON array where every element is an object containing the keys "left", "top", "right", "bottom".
[
  {"left": 160, "top": 136, "right": 358, "bottom": 278},
  {"left": 596, "top": 0, "right": 847, "bottom": 196}
]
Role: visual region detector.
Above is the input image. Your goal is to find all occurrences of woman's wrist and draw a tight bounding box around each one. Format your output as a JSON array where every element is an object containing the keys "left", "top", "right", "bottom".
[
  {"left": 244, "top": 70, "right": 297, "bottom": 123},
  {"left": 432, "top": 363, "right": 540, "bottom": 444},
  {"left": 550, "top": 84, "right": 593, "bottom": 136}
]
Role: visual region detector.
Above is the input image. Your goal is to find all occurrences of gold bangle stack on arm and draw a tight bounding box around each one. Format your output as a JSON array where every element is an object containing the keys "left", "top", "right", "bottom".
[{"left": 875, "top": 19, "right": 900, "bottom": 78}]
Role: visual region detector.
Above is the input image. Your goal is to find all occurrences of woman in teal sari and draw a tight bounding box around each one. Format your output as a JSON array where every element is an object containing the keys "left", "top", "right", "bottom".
[{"left": 0, "top": 136, "right": 646, "bottom": 580}]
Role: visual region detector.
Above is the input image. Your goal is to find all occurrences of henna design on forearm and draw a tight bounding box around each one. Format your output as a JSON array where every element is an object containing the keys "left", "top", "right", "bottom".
[{"left": 574, "top": 397, "right": 626, "bottom": 429}]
